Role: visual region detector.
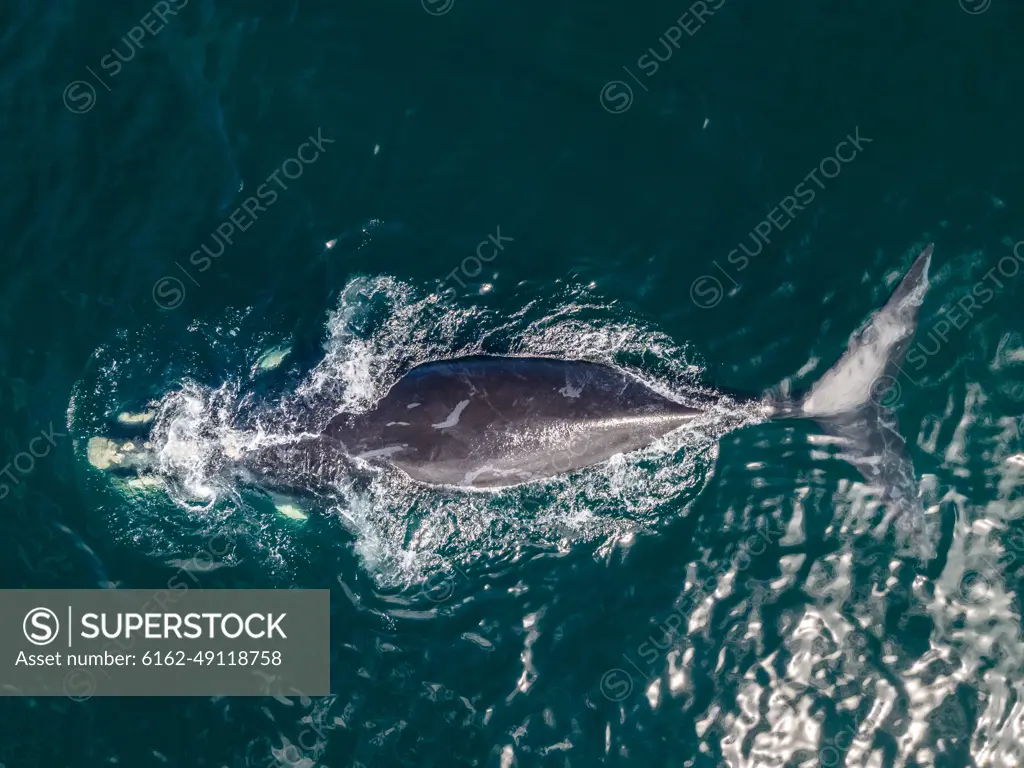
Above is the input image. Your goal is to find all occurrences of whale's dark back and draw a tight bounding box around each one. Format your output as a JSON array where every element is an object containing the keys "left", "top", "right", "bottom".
[{"left": 324, "top": 356, "right": 701, "bottom": 487}]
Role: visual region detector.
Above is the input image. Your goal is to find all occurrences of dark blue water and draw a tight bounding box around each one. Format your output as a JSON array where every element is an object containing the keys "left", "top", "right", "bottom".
[{"left": 3, "top": 0, "right": 1024, "bottom": 765}]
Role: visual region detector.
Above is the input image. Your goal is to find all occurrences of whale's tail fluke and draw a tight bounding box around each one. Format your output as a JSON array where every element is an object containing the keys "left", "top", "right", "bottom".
[{"left": 777, "top": 244, "right": 935, "bottom": 558}]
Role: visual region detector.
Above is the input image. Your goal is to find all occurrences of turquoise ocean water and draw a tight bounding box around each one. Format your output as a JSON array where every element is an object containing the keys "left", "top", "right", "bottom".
[{"left": 3, "top": 0, "right": 1024, "bottom": 765}]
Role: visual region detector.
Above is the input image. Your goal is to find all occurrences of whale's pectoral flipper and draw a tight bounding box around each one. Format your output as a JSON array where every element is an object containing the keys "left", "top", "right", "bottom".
[{"left": 795, "top": 244, "right": 935, "bottom": 557}]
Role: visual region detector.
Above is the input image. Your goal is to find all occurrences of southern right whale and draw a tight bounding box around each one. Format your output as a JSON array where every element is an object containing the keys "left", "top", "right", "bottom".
[{"left": 88, "top": 245, "right": 934, "bottom": 540}]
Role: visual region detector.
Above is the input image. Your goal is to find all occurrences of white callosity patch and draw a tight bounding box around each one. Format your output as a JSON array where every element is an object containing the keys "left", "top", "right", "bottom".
[
  {"left": 116, "top": 409, "right": 157, "bottom": 426},
  {"left": 558, "top": 380, "right": 583, "bottom": 399},
  {"left": 254, "top": 344, "right": 292, "bottom": 373},
  {"left": 354, "top": 445, "right": 407, "bottom": 460},
  {"left": 431, "top": 399, "right": 470, "bottom": 429},
  {"left": 274, "top": 503, "right": 308, "bottom": 521},
  {"left": 86, "top": 437, "right": 126, "bottom": 470}
]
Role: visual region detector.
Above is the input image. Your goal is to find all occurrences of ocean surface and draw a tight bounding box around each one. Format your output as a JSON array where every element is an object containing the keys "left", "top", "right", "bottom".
[{"left": 2, "top": 0, "right": 1024, "bottom": 765}]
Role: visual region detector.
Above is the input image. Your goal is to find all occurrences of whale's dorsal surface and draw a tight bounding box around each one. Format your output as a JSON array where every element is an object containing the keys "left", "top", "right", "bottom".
[{"left": 324, "top": 356, "right": 702, "bottom": 487}]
